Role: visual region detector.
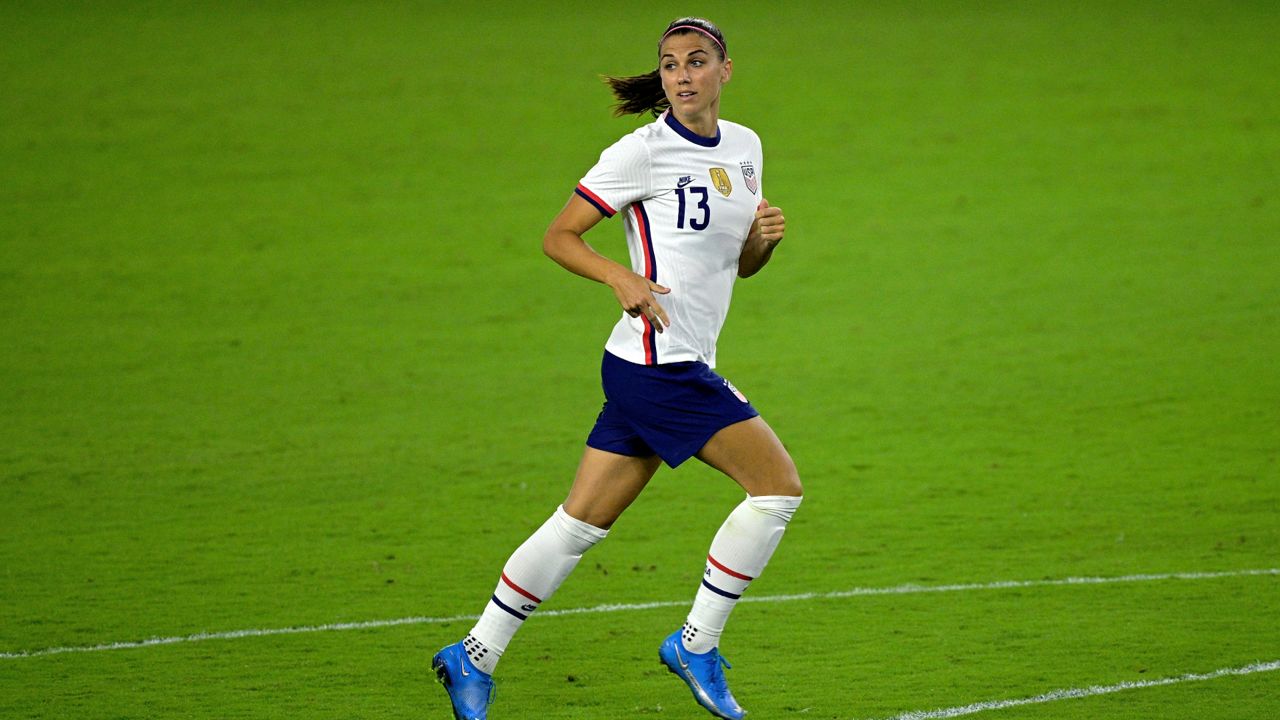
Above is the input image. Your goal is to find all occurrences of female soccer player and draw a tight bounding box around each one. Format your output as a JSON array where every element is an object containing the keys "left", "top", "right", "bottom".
[{"left": 432, "top": 17, "right": 802, "bottom": 720}]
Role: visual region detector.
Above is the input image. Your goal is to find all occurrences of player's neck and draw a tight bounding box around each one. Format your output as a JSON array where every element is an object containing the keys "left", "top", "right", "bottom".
[{"left": 672, "top": 105, "right": 719, "bottom": 140}]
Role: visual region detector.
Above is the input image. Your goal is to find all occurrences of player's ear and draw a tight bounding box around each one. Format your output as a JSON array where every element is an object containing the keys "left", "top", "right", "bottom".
[{"left": 721, "top": 58, "right": 732, "bottom": 84}]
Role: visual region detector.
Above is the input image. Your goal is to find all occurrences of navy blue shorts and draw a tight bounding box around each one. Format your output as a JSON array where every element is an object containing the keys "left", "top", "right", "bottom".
[{"left": 586, "top": 351, "right": 759, "bottom": 468}]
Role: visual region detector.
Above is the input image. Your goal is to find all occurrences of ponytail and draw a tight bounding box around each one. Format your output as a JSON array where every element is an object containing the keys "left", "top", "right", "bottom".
[
  {"left": 603, "top": 17, "right": 728, "bottom": 118},
  {"left": 604, "top": 70, "right": 669, "bottom": 117}
]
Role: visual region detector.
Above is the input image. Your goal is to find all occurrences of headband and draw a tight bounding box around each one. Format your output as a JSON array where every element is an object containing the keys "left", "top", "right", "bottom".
[{"left": 659, "top": 25, "right": 726, "bottom": 58}]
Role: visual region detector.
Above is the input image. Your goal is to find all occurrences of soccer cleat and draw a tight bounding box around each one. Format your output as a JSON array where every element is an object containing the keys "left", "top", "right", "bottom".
[
  {"left": 658, "top": 629, "right": 747, "bottom": 719},
  {"left": 432, "top": 640, "right": 496, "bottom": 720}
]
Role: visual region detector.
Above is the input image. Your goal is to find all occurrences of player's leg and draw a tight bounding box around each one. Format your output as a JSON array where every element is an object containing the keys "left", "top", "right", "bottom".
[
  {"left": 697, "top": 415, "right": 802, "bottom": 497},
  {"left": 686, "top": 415, "right": 802, "bottom": 650},
  {"left": 564, "top": 447, "right": 663, "bottom": 528},
  {"left": 434, "top": 448, "right": 658, "bottom": 719},
  {"left": 659, "top": 416, "right": 802, "bottom": 720},
  {"left": 467, "top": 448, "right": 658, "bottom": 666}
]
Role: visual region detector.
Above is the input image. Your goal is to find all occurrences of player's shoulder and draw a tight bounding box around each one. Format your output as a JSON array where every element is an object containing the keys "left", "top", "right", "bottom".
[
  {"left": 718, "top": 119, "right": 762, "bottom": 149},
  {"left": 595, "top": 121, "right": 656, "bottom": 166},
  {"left": 625, "top": 115, "right": 674, "bottom": 146}
]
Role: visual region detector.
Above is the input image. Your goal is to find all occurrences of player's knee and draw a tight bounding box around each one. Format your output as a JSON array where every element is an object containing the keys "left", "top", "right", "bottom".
[
  {"left": 746, "top": 490, "right": 803, "bottom": 522},
  {"left": 753, "top": 455, "right": 801, "bottom": 497},
  {"left": 778, "top": 465, "right": 803, "bottom": 497},
  {"left": 562, "top": 499, "right": 620, "bottom": 530},
  {"left": 774, "top": 446, "right": 802, "bottom": 496}
]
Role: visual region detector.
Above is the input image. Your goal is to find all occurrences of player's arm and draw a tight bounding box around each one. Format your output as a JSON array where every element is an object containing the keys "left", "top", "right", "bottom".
[
  {"left": 543, "top": 194, "right": 670, "bottom": 332},
  {"left": 738, "top": 198, "right": 786, "bottom": 278}
]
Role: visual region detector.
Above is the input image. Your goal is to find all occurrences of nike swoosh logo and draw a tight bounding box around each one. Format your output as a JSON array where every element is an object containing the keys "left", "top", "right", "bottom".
[
  {"left": 460, "top": 662, "right": 470, "bottom": 677},
  {"left": 677, "top": 177, "right": 693, "bottom": 188},
  {"left": 675, "top": 645, "right": 690, "bottom": 670}
]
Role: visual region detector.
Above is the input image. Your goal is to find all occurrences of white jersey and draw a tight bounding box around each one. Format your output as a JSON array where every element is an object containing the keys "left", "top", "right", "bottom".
[{"left": 576, "top": 110, "right": 763, "bottom": 368}]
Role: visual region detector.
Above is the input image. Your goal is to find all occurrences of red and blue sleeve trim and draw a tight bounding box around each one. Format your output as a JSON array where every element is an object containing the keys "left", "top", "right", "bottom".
[{"left": 575, "top": 184, "right": 616, "bottom": 218}]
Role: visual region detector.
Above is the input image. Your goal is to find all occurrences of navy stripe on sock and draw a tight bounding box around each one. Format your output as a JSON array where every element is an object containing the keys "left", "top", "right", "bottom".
[
  {"left": 490, "top": 594, "right": 528, "bottom": 620},
  {"left": 701, "top": 578, "right": 742, "bottom": 600}
]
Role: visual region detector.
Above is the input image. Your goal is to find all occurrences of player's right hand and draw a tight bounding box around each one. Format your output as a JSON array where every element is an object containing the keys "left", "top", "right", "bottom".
[{"left": 608, "top": 270, "right": 670, "bottom": 333}]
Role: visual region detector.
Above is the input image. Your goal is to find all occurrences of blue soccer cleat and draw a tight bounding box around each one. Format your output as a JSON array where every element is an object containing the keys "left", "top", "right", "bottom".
[
  {"left": 658, "top": 629, "right": 747, "bottom": 719},
  {"left": 432, "top": 640, "right": 495, "bottom": 720}
]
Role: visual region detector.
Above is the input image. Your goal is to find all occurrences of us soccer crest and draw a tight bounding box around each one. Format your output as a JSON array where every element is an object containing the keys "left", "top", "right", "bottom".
[
  {"left": 708, "top": 167, "right": 732, "bottom": 197},
  {"left": 740, "top": 161, "right": 758, "bottom": 195}
]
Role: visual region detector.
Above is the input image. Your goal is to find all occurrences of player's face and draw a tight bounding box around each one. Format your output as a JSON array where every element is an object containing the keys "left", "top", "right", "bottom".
[{"left": 658, "top": 34, "right": 732, "bottom": 123}]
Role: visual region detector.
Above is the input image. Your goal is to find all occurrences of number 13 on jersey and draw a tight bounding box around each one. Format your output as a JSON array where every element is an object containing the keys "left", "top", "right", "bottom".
[{"left": 675, "top": 187, "right": 710, "bottom": 231}]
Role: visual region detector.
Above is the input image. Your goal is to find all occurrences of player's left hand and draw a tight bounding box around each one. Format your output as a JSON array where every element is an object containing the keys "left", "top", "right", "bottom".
[{"left": 751, "top": 199, "right": 785, "bottom": 246}]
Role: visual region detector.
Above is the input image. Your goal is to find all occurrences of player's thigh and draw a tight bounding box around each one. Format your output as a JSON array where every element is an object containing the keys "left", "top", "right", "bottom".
[
  {"left": 563, "top": 447, "right": 662, "bottom": 529},
  {"left": 696, "top": 416, "right": 802, "bottom": 497}
]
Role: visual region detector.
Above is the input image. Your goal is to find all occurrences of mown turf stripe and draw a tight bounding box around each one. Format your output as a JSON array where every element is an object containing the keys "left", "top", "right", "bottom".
[
  {"left": 2, "top": 568, "right": 1275, "bottom": 660},
  {"left": 870, "top": 659, "right": 1280, "bottom": 719}
]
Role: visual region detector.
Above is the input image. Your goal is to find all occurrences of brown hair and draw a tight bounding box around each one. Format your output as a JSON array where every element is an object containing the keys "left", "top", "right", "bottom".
[{"left": 604, "top": 17, "right": 728, "bottom": 118}]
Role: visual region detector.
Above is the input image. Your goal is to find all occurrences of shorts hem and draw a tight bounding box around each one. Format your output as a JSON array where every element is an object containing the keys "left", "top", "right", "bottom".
[
  {"left": 659, "top": 408, "right": 760, "bottom": 469},
  {"left": 584, "top": 438, "right": 657, "bottom": 459}
]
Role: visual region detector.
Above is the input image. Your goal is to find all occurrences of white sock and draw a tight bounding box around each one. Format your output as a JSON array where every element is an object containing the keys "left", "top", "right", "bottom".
[
  {"left": 683, "top": 494, "right": 802, "bottom": 654},
  {"left": 466, "top": 505, "right": 608, "bottom": 673}
]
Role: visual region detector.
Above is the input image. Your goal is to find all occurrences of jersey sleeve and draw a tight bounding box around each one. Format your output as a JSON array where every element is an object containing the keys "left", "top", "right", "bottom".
[{"left": 575, "top": 133, "right": 652, "bottom": 218}]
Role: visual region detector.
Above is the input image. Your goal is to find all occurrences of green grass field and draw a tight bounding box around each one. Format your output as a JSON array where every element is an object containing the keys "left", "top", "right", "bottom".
[{"left": 2, "top": 1, "right": 1278, "bottom": 718}]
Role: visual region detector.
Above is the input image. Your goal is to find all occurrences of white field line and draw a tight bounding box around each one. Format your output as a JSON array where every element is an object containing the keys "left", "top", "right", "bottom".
[
  {"left": 870, "top": 659, "right": 1280, "bottom": 720},
  {"left": 2, "top": 567, "right": 1275, "bottom": 660}
]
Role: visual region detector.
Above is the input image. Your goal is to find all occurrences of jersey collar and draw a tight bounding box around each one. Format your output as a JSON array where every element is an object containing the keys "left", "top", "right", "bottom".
[{"left": 663, "top": 110, "right": 721, "bottom": 147}]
